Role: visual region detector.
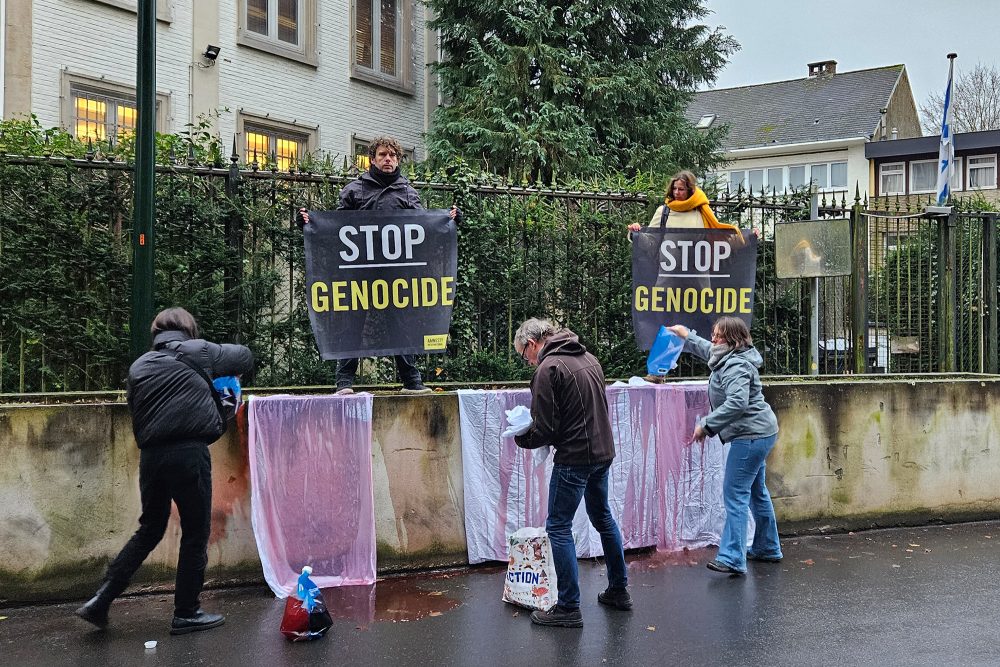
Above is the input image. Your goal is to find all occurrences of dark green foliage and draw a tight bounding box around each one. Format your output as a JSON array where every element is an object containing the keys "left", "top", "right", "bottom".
[{"left": 425, "top": 0, "right": 737, "bottom": 183}]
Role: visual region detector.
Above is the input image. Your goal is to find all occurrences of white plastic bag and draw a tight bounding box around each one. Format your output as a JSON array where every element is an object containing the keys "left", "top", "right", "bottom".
[
  {"left": 501, "top": 405, "right": 533, "bottom": 438},
  {"left": 501, "top": 527, "right": 558, "bottom": 611}
]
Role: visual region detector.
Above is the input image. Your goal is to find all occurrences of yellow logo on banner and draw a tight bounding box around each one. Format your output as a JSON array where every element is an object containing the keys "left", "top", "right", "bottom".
[{"left": 424, "top": 334, "right": 448, "bottom": 350}]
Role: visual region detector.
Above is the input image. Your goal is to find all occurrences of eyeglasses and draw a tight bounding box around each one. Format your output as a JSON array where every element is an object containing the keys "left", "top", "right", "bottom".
[{"left": 518, "top": 340, "right": 531, "bottom": 363}]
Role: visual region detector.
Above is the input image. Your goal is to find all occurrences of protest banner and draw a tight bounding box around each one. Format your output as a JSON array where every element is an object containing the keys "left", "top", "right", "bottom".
[
  {"left": 631, "top": 229, "right": 758, "bottom": 349},
  {"left": 304, "top": 210, "right": 457, "bottom": 359}
]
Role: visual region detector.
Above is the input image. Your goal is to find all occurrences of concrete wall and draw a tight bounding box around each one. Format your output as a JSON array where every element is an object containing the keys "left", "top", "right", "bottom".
[{"left": 3, "top": 378, "right": 1000, "bottom": 603}]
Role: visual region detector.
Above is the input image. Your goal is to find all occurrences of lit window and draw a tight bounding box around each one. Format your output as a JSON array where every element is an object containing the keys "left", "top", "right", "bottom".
[
  {"left": 71, "top": 86, "right": 138, "bottom": 141},
  {"left": 968, "top": 155, "right": 997, "bottom": 190},
  {"left": 239, "top": 0, "right": 316, "bottom": 64},
  {"left": 352, "top": 0, "right": 412, "bottom": 90},
  {"left": 244, "top": 124, "right": 309, "bottom": 171},
  {"left": 880, "top": 162, "right": 905, "bottom": 195}
]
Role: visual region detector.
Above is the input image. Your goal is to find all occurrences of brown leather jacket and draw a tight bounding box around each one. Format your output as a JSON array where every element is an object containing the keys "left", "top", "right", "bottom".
[{"left": 515, "top": 330, "right": 615, "bottom": 466}]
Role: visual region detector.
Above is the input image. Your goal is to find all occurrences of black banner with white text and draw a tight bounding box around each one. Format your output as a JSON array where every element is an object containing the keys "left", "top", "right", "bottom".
[
  {"left": 304, "top": 210, "right": 457, "bottom": 359},
  {"left": 631, "top": 229, "right": 758, "bottom": 350}
]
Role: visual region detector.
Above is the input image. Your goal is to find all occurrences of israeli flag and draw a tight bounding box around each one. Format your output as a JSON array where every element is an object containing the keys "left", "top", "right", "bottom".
[{"left": 936, "top": 55, "right": 957, "bottom": 206}]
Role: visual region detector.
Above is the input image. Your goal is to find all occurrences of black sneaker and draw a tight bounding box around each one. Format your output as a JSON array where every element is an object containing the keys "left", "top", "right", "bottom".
[
  {"left": 170, "top": 610, "right": 225, "bottom": 635},
  {"left": 598, "top": 587, "right": 633, "bottom": 610},
  {"left": 706, "top": 559, "right": 745, "bottom": 575},
  {"left": 746, "top": 551, "right": 783, "bottom": 563},
  {"left": 530, "top": 605, "right": 583, "bottom": 628},
  {"left": 400, "top": 384, "right": 432, "bottom": 395}
]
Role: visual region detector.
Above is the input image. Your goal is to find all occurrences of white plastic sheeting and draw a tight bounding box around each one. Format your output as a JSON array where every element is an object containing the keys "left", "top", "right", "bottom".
[
  {"left": 249, "top": 394, "right": 377, "bottom": 597},
  {"left": 458, "top": 385, "right": 731, "bottom": 564}
]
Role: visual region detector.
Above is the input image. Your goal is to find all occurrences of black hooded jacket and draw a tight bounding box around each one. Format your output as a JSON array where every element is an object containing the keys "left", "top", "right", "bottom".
[
  {"left": 127, "top": 331, "right": 254, "bottom": 450},
  {"left": 337, "top": 166, "right": 423, "bottom": 211},
  {"left": 515, "top": 330, "right": 615, "bottom": 466}
]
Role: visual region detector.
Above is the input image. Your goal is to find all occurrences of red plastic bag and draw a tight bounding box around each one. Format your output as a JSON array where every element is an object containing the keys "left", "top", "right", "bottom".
[{"left": 280, "top": 566, "right": 333, "bottom": 641}]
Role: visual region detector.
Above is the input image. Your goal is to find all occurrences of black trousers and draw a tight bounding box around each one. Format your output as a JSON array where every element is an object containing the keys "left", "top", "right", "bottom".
[
  {"left": 105, "top": 445, "right": 212, "bottom": 617},
  {"left": 335, "top": 354, "right": 422, "bottom": 389}
]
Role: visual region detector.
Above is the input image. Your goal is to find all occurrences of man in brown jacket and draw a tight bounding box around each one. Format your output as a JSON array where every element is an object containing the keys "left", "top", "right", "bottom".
[{"left": 514, "top": 318, "right": 631, "bottom": 627}]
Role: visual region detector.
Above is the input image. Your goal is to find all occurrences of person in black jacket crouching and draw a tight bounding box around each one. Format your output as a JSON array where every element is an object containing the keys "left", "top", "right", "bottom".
[{"left": 75, "top": 307, "right": 253, "bottom": 634}]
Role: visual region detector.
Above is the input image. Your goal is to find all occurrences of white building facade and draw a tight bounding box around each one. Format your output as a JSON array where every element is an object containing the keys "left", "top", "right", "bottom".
[{"left": 3, "top": 0, "right": 441, "bottom": 167}]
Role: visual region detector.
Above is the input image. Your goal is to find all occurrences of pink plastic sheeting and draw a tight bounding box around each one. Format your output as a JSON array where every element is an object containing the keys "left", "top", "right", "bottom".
[
  {"left": 457, "top": 384, "right": 729, "bottom": 564},
  {"left": 248, "top": 395, "right": 377, "bottom": 598}
]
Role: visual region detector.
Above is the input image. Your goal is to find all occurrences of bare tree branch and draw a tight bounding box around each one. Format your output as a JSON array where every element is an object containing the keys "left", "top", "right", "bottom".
[{"left": 919, "top": 62, "right": 1000, "bottom": 134}]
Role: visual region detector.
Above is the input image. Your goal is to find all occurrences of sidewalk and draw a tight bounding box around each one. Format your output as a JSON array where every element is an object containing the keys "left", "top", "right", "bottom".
[{"left": 3, "top": 521, "right": 999, "bottom": 666}]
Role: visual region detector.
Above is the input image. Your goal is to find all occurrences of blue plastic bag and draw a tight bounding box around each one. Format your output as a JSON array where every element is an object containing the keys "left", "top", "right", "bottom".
[
  {"left": 646, "top": 326, "right": 684, "bottom": 376},
  {"left": 280, "top": 566, "right": 333, "bottom": 641},
  {"left": 212, "top": 375, "right": 241, "bottom": 419}
]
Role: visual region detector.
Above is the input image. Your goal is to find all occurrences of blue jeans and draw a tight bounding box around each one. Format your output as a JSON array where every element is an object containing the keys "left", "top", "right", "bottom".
[
  {"left": 716, "top": 434, "right": 782, "bottom": 572},
  {"left": 546, "top": 463, "right": 628, "bottom": 609}
]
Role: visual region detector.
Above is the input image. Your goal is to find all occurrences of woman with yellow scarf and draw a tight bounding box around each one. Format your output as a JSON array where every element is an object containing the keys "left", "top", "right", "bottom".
[{"left": 628, "top": 170, "right": 739, "bottom": 232}]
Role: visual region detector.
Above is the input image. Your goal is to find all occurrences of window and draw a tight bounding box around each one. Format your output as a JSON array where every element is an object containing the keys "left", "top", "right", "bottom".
[
  {"left": 968, "top": 155, "right": 997, "bottom": 190},
  {"left": 767, "top": 168, "right": 783, "bottom": 193},
  {"left": 729, "top": 171, "right": 745, "bottom": 193},
  {"left": 909, "top": 160, "right": 937, "bottom": 193},
  {"left": 238, "top": 113, "right": 316, "bottom": 171},
  {"left": 788, "top": 166, "right": 806, "bottom": 189},
  {"left": 351, "top": 0, "right": 414, "bottom": 93},
  {"left": 238, "top": 0, "right": 317, "bottom": 65},
  {"left": 696, "top": 114, "right": 716, "bottom": 129},
  {"left": 748, "top": 169, "right": 764, "bottom": 192},
  {"left": 880, "top": 162, "right": 905, "bottom": 195},
  {"left": 63, "top": 73, "right": 169, "bottom": 140},
  {"left": 71, "top": 87, "right": 138, "bottom": 141},
  {"left": 810, "top": 163, "right": 829, "bottom": 189},
  {"left": 830, "top": 162, "right": 848, "bottom": 189}
]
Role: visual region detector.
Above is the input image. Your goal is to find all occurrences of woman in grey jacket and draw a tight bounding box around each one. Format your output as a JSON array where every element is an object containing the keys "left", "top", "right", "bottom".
[{"left": 668, "top": 316, "right": 782, "bottom": 575}]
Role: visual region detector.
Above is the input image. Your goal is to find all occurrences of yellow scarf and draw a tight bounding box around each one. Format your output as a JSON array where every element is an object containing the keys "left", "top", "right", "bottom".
[{"left": 666, "top": 187, "right": 740, "bottom": 233}]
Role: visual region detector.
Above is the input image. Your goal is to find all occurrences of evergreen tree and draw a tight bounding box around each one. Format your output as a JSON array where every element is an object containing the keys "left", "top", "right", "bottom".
[{"left": 425, "top": 0, "right": 738, "bottom": 183}]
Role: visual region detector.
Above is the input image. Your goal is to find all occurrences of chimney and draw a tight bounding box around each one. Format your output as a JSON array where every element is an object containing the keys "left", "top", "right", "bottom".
[
  {"left": 891, "top": 127, "right": 898, "bottom": 140},
  {"left": 808, "top": 60, "right": 838, "bottom": 77}
]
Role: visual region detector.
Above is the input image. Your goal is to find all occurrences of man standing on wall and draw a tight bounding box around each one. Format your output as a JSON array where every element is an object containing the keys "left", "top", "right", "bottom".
[
  {"left": 513, "top": 318, "right": 631, "bottom": 627},
  {"left": 300, "top": 135, "right": 458, "bottom": 395}
]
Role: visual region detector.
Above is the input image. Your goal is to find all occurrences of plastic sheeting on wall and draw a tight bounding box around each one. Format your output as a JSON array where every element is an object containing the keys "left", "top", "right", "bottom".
[
  {"left": 249, "top": 395, "right": 377, "bottom": 597},
  {"left": 458, "top": 384, "right": 731, "bottom": 564}
]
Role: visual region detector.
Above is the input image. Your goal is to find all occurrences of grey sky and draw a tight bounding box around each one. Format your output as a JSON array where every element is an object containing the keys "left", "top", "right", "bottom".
[{"left": 702, "top": 0, "right": 1000, "bottom": 127}]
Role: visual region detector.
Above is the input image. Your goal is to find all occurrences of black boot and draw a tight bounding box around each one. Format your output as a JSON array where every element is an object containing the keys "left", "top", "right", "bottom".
[
  {"left": 74, "top": 580, "right": 126, "bottom": 629},
  {"left": 170, "top": 609, "right": 225, "bottom": 635}
]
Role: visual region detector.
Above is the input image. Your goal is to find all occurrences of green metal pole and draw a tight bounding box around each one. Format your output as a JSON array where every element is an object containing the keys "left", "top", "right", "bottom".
[{"left": 130, "top": 0, "right": 156, "bottom": 359}]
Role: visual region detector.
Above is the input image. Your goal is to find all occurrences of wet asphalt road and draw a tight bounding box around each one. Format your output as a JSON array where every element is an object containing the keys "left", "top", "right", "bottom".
[{"left": 3, "top": 521, "right": 1000, "bottom": 667}]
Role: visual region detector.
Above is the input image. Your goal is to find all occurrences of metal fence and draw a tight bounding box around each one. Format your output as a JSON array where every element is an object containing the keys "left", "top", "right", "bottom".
[{"left": 1, "top": 152, "right": 997, "bottom": 393}]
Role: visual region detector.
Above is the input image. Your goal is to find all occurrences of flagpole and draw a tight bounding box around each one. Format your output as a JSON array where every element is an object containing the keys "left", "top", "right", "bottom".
[{"left": 934, "top": 53, "right": 958, "bottom": 208}]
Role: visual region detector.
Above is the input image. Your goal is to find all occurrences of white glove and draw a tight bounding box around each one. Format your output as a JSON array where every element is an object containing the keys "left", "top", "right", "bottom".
[{"left": 501, "top": 405, "right": 533, "bottom": 438}]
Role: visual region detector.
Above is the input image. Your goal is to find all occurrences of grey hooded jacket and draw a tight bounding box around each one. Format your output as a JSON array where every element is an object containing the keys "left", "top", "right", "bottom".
[{"left": 685, "top": 332, "right": 778, "bottom": 443}]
